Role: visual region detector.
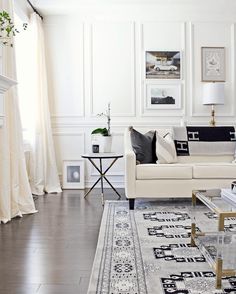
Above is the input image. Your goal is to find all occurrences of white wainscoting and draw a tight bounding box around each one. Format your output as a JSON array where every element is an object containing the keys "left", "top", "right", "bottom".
[
  {"left": 52, "top": 132, "right": 85, "bottom": 172},
  {"left": 44, "top": 9, "right": 236, "bottom": 188}
]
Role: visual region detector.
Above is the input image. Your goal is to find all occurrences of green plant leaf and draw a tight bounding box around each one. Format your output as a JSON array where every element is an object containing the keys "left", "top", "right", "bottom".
[
  {"left": 0, "top": 10, "right": 28, "bottom": 47},
  {"left": 91, "top": 128, "right": 108, "bottom": 136}
]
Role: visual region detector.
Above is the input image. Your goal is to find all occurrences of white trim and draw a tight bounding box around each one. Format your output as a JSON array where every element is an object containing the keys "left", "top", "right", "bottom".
[
  {"left": 189, "top": 22, "right": 194, "bottom": 118},
  {"left": 230, "top": 23, "right": 236, "bottom": 117},
  {"left": 91, "top": 171, "right": 124, "bottom": 177},
  {"left": 50, "top": 121, "right": 183, "bottom": 128},
  {"left": 0, "top": 75, "right": 17, "bottom": 94},
  {"left": 85, "top": 180, "right": 125, "bottom": 189}
]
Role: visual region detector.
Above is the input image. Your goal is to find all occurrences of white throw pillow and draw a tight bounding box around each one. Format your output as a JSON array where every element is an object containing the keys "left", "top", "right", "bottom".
[{"left": 156, "top": 133, "right": 177, "bottom": 164}]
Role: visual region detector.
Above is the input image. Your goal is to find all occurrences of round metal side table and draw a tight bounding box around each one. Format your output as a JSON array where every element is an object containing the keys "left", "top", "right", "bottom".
[{"left": 81, "top": 153, "right": 123, "bottom": 204}]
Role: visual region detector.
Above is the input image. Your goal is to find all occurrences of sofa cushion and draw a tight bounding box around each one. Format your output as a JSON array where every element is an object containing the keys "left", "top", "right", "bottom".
[
  {"left": 177, "top": 155, "right": 234, "bottom": 163},
  {"left": 130, "top": 127, "right": 157, "bottom": 164},
  {"left": 193, "top": 163, "right": 236, "bottom": 179},
  {"left": 136, "top": 164, "right": 192, "bottom": 180}
]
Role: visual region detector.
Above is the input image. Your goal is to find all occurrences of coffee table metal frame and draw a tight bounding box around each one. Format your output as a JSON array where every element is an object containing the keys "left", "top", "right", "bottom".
[
  {"left": 191, "top": 189, "right": 236, "bottom": 288},
  {"left": 81, "top": 154, "right": 123, "bottom": 205}
]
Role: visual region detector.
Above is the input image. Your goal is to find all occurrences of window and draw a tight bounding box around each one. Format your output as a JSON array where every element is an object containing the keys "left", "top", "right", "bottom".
[{"left": 14, "top": 13, "right": 35, "bottom": 142}]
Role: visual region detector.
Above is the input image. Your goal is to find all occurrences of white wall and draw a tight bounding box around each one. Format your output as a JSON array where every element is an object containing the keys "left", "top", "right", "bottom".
[{"left": 44, "top": 1, "right": 236, "bottom": 188}]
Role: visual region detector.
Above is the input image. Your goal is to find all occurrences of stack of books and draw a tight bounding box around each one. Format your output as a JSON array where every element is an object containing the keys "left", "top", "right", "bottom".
[{"left": 221, "top": 188, "right": 236, "bottom": 207}]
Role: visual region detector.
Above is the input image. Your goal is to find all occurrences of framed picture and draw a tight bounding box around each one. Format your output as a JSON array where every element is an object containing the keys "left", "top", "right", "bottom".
[
  {"left": 146, "top": 84, "right": 181, "bottom": 109},
  {"left": 63, "top": 160, "right": 85, "bottom": 189},
  {"left": 146, "top": 51, "right": 181, "bottom": 79},
  {"left": 201, "top": 47, "right": 225, "bottom": 82}
]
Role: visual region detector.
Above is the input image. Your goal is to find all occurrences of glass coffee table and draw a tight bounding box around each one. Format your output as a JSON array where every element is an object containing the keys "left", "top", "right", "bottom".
[{"left": 191, "top": 189, "right": 236, "bottom": 288}]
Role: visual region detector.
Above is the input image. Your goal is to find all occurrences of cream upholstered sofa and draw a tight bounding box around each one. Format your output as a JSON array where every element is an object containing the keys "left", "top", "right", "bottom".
[{"left": 124, "top": 127, "right": 236, "bottom": 209}]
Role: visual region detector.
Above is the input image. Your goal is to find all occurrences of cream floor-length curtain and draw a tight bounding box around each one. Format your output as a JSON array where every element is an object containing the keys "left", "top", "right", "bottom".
[
  {"left": 0, "top": 0, "right": 37, "bottom": 223},
  {"left": 28, "top": 13, "right": 62, "bottom": 195}
]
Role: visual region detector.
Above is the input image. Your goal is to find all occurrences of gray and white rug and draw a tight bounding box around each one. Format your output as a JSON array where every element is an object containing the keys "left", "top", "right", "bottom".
[{"left": 87, "top": 200, "right": 236, "bottom": 294}]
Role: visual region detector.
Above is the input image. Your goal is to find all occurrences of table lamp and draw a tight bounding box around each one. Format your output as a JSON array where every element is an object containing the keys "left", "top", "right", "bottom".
[{"left": 202, "top": 82, "right": 224, "bottom": 126}]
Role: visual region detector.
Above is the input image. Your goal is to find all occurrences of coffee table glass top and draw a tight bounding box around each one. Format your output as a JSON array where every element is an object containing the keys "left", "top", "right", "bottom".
[
  {"left": 194, "top": 189, "right": 236, "bottom": 213},
  {"left": 195, "top": 232, "right": 236, "bottom": 270}
]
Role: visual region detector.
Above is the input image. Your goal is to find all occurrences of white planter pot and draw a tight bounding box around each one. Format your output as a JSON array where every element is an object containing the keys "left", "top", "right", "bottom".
[
  {"left": 101, "top": 136, "right": 112, "bottom": 153},
  {"left": 91, "top": 134, "right": 112, "bottom": 153}
]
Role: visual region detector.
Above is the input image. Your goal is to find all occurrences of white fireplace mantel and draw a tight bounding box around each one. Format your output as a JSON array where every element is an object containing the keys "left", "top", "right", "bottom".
[{"left": 0, "top": 74, "right": 17, "bottom": 127}]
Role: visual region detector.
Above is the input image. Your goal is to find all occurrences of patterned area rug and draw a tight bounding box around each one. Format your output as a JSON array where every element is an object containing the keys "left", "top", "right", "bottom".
[{"left": 87, "top": 200, "right": 236, "bottom": 294}]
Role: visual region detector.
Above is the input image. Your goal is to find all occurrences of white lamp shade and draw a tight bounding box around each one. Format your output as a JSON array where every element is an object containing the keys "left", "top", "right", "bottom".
[{"left": 202, "top": 83, "right": 225, "bottom": 105}]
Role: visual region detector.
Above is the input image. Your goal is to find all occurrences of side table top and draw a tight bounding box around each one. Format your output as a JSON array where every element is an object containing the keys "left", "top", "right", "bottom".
[{"left": 81, "top": 153, "right": 123, "bottom": 159}]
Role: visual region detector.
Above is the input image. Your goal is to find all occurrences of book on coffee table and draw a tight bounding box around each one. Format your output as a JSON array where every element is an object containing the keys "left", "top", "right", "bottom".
[{"left": 221, "top": 188, "right": 236, "bottom": 207}]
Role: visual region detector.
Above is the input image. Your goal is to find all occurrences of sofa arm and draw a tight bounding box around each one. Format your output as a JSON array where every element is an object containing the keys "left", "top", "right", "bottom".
[{"left": 124, "top": 127, "right": 136, "bottom": 198}]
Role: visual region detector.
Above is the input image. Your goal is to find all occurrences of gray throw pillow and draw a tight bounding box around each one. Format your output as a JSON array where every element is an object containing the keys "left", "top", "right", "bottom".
[{"left": 130, "top": 127, "right": 157, "bottom": 164}]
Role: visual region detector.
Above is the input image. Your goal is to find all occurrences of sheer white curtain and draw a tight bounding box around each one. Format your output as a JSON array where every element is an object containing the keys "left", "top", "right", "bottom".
[
  {"left": 0, "top": 0, "right": 37, "bottom": 223},
  {"left": 27, "top": 13, "right": 62, "bottom": 195}
]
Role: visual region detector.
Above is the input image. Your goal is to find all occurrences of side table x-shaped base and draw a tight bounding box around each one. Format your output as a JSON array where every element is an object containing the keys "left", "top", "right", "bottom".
[{"left": 82, "top": 154, "right": 123, "bottom": 205}]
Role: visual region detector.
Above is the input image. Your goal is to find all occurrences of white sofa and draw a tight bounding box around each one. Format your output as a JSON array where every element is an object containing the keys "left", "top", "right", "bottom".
[{"left": 124, "top": 127, "right": 236, "bottom": 209}]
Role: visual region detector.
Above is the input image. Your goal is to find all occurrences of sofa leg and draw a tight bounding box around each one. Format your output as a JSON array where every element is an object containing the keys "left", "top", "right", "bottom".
[{"left": 129, "top": 199, "right": 135, "bottom": 210}]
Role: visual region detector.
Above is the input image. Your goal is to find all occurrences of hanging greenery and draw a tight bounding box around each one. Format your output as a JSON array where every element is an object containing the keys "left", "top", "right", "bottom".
[{"left": 0, "top": 10, "right": 27, "bottom": 47}]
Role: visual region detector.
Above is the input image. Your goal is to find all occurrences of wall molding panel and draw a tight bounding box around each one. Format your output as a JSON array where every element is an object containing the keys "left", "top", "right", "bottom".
[
  {"left": 45, "top": 20, "right": 85, "bottom": 118},
  {"left": 140, "top": 21, "right": 186, "bottom": 117},
  {"left": 90, "top": 21, "right": 136, "bottom": 117}
]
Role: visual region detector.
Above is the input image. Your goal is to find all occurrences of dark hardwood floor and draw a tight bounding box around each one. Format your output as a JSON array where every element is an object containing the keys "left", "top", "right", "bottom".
[{"left": 0, "top": 188, "right": 126, "bottom": 294}]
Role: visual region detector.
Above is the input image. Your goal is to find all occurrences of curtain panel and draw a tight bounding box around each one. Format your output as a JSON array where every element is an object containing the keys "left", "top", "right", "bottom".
[
  {"left": 0, "top": 0, "right": 37, "bottom": 223},
  {"left": 28, "top": 13, "right": 62, "bottom": 195}
]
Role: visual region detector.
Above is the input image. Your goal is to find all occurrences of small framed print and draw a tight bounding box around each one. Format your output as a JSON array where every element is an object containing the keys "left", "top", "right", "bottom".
[
  {"left": 146, "top": 83, "right": 181, "bottom": 110},
  {"left": 201, "top": 47, "right": 225, "bottom": 82},
  {"left": 63, "top": 160, "right": 85, "bottom": 189}
]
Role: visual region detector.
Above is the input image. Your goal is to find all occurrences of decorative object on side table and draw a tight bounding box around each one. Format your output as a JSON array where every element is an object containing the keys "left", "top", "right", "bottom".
[
  {"left": 91, "top": 102, "right": 112, "bottom": 153},
  {"left": 202, "top": 82, "right": 224, "bottom": 126},
  {"left": 62, "top": 160, "right": 85, "bottom": 189}
]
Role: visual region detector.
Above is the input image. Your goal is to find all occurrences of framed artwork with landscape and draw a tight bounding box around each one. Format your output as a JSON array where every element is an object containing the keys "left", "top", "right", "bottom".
[
  {"left": 63, "top": 160, "right": 85, "bottom": 189},
  {"left": 146, "top": 51, "right": 181, "bottom": 79},
  {"left": 146, "top": 84, "right": 181, "bottom": 110},
  {"left": 201, "top": 47, "right": 225, "bottom": 82}
]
